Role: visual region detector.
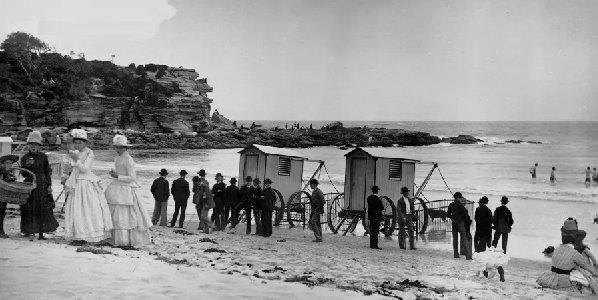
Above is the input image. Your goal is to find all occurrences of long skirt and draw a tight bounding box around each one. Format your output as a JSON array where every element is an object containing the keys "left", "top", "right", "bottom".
[
  {"left": 105, "top": 185, "right": 151, "bottom": 247},
  {"left": 64, "top": 180, "right": 113, "bottom": 242},
  {"left": 20, "top": 188, "right": 59, "bottom": 234}
]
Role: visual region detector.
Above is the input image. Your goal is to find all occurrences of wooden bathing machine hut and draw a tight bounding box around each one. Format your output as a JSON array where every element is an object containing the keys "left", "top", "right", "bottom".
[
  {"left": 238, "top": 144, "right": 307, "bottom": 203},
  {"left": 344, "top": 147, "right": 419, "bottom": 212}
]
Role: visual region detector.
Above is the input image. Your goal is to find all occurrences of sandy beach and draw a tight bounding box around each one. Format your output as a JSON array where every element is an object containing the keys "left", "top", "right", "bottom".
[{"left": 1, "top": 210, "right": 594, "bottom": 300}]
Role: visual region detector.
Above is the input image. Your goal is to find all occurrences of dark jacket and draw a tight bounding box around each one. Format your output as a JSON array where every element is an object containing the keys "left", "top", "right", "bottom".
[
  {"left": 262, "top": 187, "right": 276, "bottom": 211},
  {"left": 223, "top": 185, "right": 240, "bottom": 207},
  {"left": 311, "top": 188, "right": 325, "bottom": 213},
  {"left": 474, "top": 204, "right": 493, "bottom": 232},
  {"left": 447, "top": 200, "right": 471, "bottom": 225},
  {"left": 493, "top": 205, "right": 513, "bottom": 233},
  {"left": 252, "top": 185, "right": 263, "bottom": 209},
  {"left": 238, "top": 184, "right": 254, "bottom": 209},
  {"left": 151, "top": 176, "right": 170, "bottom": 202},
  {"left": 367, "top": 194, "right": 384, "bottom": 220},
  {"left": 212, "top": 181, "right": 225, "bottom": 199},
  {"left": 171, "top": 177, "right": 190, "bottom": 203}
]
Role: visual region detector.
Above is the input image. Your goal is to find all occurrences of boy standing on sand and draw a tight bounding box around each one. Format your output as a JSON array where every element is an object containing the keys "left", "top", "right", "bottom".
[
  {"left": 0, "top": 155, "right": 18, "bottom": 238},
  {"left": 150, "top": 169, "right": 169, "bottom": 226}
]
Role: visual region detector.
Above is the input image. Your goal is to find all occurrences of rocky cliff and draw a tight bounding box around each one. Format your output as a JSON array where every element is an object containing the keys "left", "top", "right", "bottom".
[{"left": 0, "top": 59, "right": 219, "bottom": 133}]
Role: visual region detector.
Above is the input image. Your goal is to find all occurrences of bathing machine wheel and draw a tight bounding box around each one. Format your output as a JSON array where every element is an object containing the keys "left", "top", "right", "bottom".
[
  {"left": 362, "top": 196, "right": 397, "bottom": 237},
  {"left": 286, "top": 191, "right": 312, "bottom": 228},
  {"left": 272, "top": 188, "right": 285, "bottom": 226}
]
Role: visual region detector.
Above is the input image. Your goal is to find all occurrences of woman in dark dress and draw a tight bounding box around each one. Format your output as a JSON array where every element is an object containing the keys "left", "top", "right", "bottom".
[{"left": 20, "top": 131, "right": 58, "bottom": 240}]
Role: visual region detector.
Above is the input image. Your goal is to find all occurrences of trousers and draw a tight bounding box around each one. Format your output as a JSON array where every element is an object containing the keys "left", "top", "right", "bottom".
[
  {"left": 151, "top": 201, "right": 168, "bottom": 226},
  {"left": 170, "top": 201, "right": 187, "bottom": 228}
]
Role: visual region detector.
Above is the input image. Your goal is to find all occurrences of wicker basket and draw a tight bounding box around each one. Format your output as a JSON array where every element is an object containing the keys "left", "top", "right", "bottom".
[{"left": 0, "top": 167, "right": 37, "bottom": 205}]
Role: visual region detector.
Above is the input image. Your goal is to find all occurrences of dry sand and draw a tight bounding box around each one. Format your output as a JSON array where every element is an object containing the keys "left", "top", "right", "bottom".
[{"left": 0, "top": 211, "right": 593, "bottom": 299}]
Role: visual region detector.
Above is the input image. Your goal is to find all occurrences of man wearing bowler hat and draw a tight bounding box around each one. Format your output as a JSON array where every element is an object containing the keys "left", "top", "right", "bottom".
[
  {"left": 261, "top": 178, "right": 276, "bottom": 237},
  {"left": 367, "top": 185, "right": 384, "bottom": 249},
  {"left": 308, "top": 178, "right": 325, "bottom": 242},
  {"left": 211, "top": 173, "right": 226, "bottom": 230},
  {"left": 397, "top": 187, "right": 416, "bottom": 250},
  {"left": 170, "top": 170, "right": 190, "bottom": 228},
  {"left": 223, "top": 177, "right": 240, "bottom": 230},
  {"left": 231, "top": 176, "right": 254, "bottom": 234},
  {"left": 492, "top": 196, "right": 514, "bottom": 254},
  {"left": 150, "top": 169, "right": 170, "bottom": 226},
  {"left": 447, "top": 192, "right": 473, "bottom": 259},
  {"left": 474, "top": 196, "right": 493, "bottom": 252},
  {"left": 251, "top": 177, "right": 263, "bottom": 235}
]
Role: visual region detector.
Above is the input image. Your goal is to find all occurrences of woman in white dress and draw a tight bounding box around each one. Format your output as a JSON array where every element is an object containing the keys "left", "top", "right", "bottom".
[
  {"left": 63, "top": 129, "right": 113, "bottom": 245},
  {"left": 104, "top": 135, "right": 151, "bottom": 248}
]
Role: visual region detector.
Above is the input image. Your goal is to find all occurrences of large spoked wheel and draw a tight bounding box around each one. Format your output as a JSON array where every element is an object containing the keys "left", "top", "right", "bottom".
[
  {"left": 362, "top": 196, "right": 397, "bottom": 236},
  {"left": 326, "top": 193, "right": 346, "bottom": 233},
  {"left": 272, "top": 188, "right": 285, "bottom": 226},
  {"left": 286, "top": 191, "right": 312, "bottom": 227},
  {"left": 414, "top": 197, "right": 429, "bottom": 234}
]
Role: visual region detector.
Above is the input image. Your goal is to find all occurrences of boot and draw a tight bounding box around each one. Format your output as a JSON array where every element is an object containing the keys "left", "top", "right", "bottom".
[
  {"left": 497, "top": 266, "right": 505, "bottom": 282},
  {"left": 409, "top": 237, "right": 416, "bottom": 250},
  {"left": 399, "top": 236, "right": 406, "bottom": 249}
]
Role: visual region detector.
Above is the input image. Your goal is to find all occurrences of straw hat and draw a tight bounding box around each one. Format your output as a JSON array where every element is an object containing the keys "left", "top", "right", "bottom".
[
  {"left": 70, "top": 129, "right": 88, "bottom": 141},
  {"left": 112, "top": 134, "right": 131, "bottom": 147},
  {"left": 26, "top": 131, "right": 43, "bottom": 144}
]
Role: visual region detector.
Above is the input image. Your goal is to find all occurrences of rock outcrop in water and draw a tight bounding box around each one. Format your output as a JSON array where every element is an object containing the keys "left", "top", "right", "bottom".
[{"left": 441, "top": 135, "right": 483, "bottom": 144}]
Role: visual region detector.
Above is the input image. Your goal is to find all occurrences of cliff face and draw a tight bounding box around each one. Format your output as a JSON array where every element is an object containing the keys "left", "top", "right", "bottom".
[{"left": 0, "top": 66, "right": 217, "bottom": 133}]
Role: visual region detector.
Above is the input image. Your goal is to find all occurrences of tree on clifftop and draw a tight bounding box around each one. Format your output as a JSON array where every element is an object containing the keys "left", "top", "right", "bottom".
[{"left": 1, "top": 32, "right": 53, "bottom": 82}]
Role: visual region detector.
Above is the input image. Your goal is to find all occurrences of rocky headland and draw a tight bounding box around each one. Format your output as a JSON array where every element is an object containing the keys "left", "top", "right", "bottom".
[{"left": 0, "top": 33, "right": 538, "bottom": 149}]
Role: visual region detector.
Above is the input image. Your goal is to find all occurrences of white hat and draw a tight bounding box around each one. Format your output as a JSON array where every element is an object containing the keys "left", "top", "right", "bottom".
[
  {"left": 70, "top": 129, "right": 88, "bottom": 141},
  {"left": 112, "top": 134, "right": 131, "bottom": 147},
  {"left": 26, "top": 131, "right": 43, "bottom": 144}
]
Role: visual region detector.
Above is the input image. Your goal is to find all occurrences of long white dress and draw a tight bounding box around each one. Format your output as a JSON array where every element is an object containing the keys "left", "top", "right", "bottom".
[
  {"left": 64, "top": 147, "right": 113, "bottom": 242},
  {"left": 104, "top": 151, "right": 151, "bottom": 247}
]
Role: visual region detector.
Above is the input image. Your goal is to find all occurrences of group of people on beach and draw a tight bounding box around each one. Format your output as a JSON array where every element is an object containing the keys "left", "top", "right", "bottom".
[
  {"left": 530, "top": 163, "right": 598, "bottom": 185},
  {"left": 0, "top": 130, "right": 151, "bottom": 249},
  {"left": 150, "top": 168, "right": 326, "bottom": 242}
]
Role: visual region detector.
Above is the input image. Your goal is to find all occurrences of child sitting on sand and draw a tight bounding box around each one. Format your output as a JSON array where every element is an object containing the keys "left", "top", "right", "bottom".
[{"left": 472, "top": 247, "right": 510, "bottom": 282}]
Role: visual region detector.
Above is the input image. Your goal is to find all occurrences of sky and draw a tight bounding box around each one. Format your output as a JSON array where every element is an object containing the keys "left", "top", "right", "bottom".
[{"left": 0, "top": 0, "right": 597, "bottom": 121}]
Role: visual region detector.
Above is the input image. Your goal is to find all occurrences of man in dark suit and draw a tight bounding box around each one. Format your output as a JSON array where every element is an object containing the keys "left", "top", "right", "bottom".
[
  {"left": 223, "top": 177, "right": 240, "bottom": 230},
  {"left": 150, "top": 169, "right": 169, "bottom": 226},
  {"left": 211, "top": 173, "right": 226, "bottom": 231},
  {"left": 367, "top": 185, "right": 384, "bottom": 249},
  {"left": 261, "top": 178, "right": 276, "bottom": 237},
  {"left": 474, "top": 196, "right": 493, "bottom": 252},
  {"left": 231, "top": 176, "right": 254, "bottom": 234},
  {"left": 447, "top": 192, "right": 472, "bottom": 259},
  {"left": 492, "top": 196, "right": 514, "bottom": 254},
  {"left": 397, "top": 187, "right": 416, "bottom": 250},
  {"left": 251, "top": 178, "right": 263, "bottom": 235},
  {"left": 170, "top": 170, "right": 190, "bottom": 228}
]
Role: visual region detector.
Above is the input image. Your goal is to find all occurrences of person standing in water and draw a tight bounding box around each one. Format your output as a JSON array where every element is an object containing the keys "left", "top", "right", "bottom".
[
  {"left": 550, "top": 167, "right": 556, "bottom": 184},
  {"left": 529, "top": 163, "right": 538, "bottom": 180},
  {"left": 586, "top": 166, "right": 592, "bottom": 186}
]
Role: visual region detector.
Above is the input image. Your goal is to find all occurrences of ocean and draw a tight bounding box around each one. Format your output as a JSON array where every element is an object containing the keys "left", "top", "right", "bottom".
[{"left": 71, "top": 121, "right": 598, "bottom": 261}]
